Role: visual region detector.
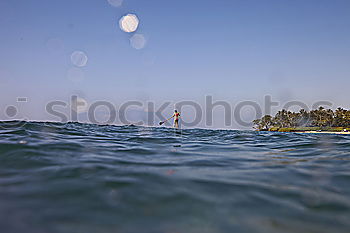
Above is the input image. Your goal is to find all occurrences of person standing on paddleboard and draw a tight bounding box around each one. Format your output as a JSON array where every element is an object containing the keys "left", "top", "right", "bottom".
[
  {"left": 159, "top": 110, "right": 181, "bottom": 128},
  {"left": 173, "top": 110, "right": 180, "bottom": 128}
]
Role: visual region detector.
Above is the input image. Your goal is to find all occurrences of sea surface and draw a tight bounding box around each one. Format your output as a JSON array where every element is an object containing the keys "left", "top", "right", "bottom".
[{"left": 0, "top": 121, "right": 349, "bottom": 233}]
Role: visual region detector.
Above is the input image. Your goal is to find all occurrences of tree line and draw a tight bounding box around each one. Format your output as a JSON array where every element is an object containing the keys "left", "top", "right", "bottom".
[{"left": 253, "top": 107, "right": 350, "bottom": 130}]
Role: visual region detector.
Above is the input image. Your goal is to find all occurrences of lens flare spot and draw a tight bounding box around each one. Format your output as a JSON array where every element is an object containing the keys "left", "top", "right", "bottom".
[
  {"left": 119, "top": 14, "right": 139, "bottom": 33},
  {"left": 71, "top": 51, "right": 88, "bottom": 67},
  {"left": 107, "top": 0, "right": 123, "bottom": 7},
  {"left": 130, "top": 34, "right": 146, "bottom": 49},
  {"left": 6, "top": 106, "right": 17, "bottom": 118}
]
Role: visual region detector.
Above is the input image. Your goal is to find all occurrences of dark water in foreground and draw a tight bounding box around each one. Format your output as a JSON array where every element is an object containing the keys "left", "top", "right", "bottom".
[{"left": 0, "top": 121, "right": 349, "bottom": 233}]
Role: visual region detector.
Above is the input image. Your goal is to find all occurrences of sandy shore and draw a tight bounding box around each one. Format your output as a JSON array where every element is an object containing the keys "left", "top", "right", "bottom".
[{"left": 302, "top": 131, "right": 350, "bottom": 135}]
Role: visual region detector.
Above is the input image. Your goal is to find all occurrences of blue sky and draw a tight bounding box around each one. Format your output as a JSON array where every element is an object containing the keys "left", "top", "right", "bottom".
[{"left": 1, "top": 0, "right": 350, "bottom": 128}]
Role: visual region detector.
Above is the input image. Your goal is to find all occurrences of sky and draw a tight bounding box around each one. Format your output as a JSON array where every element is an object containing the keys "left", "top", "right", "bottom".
[{"left": 1, "top": 0, "right": 350, "bottom": 129}]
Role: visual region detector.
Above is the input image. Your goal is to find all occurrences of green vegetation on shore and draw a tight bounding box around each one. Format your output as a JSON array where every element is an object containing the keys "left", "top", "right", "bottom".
[{"left": 253, "top": 107, "right": 350, "bottom": 132}]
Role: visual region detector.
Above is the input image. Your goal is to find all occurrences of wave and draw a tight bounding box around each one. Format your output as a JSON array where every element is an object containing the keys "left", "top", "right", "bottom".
[{"left": 0, "top": 121, "right": 350, "bottom": 233}]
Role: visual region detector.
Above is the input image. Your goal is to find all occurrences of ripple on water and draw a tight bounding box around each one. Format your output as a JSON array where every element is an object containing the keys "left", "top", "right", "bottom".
[{"left": 1, "top": 121, "right": 350, "bottom": 233}]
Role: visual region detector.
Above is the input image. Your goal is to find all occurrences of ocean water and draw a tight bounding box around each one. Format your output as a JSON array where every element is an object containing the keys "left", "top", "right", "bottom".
[{"left": 0, "top": 121, "right": 349, "bottom": 233}]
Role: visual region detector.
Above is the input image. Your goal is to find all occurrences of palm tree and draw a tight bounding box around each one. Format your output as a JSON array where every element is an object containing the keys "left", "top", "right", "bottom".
[
  {"left": 274, "top": 109, "right": 289, "bottom": 128},
  {"left": 325, "top": 109, "right": 334, "bottom": 127},
  {"left": 298, "top": 109, "right": 310, "bottom": 126},
  {"left": 261, "top": 115, "right": 273, "bottom": 130},
  {"left": 252, "top": 107, "right": 350, "bottom": 130},
  {"left": 253, "top": 119, "right": 262, "bottom": 130},
  {"left": 335, "top": 107, "right": 346, "bottom": 127},
  {"left": 253, "top": 115, "right": 273, "bottom": 130}
]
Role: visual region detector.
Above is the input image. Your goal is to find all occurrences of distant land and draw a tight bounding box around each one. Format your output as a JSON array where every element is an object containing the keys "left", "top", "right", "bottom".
[{"left": 253, "top": 107, "right": 350, "bottom": 134}]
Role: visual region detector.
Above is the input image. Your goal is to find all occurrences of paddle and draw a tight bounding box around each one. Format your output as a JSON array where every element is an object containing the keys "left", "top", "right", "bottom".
[{"left": 159, "top": 116, "right": 173, "bottom": 126}]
